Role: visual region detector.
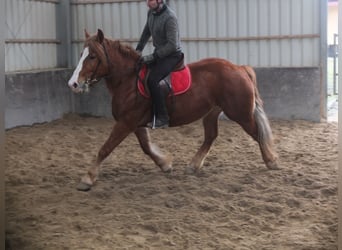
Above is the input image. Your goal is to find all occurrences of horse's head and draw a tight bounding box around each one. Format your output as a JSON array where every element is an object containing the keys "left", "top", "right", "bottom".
[{"left": 68, "top": 29, "right": 111, "bottom": 93}]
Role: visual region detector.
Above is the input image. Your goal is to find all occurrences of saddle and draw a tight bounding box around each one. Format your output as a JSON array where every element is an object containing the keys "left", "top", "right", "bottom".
[{"left": 137, "top": 55, "right": 192, "bottom": 98}]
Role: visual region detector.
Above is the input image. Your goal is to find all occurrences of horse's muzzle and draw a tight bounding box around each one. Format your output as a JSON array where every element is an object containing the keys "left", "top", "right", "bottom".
[
  {"left": 68, "top": 81, "right": 82, "bottom": 93},
  {"left": 69, "top": 81, "right": 90, "bottom": 93}
]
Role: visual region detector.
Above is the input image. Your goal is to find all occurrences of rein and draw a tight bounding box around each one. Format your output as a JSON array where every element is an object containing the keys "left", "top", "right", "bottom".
[
  {"left": 89, "top": 60, "right": 101, "bottom": 82},
  {"left": 82, "top": 41, "right": 138, "bottom": 92},
  {"left": 88, "top": 42, "right": 113, "bottom": 83},
  {"left": 102, "top": 42, "right": 113, "bottom": 79},
  {"left": 81, "top": 43, "right": 110, "bottom": 92},
  {"left": 101, "top": 41, "right": 138, "bottom": 79}
]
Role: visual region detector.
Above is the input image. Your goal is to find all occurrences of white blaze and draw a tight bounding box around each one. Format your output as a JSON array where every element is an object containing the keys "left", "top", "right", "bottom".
[{"left": 68, "top": 47, "right": 90, "bottom": 88}]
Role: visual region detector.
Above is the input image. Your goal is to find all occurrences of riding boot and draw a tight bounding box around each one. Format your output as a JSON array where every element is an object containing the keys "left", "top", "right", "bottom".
[
  {"left": 148, "top": 85, "right": 169, "bottom": 129},
  {"left": 154, "top": 91, "right": 169, "bottom": 128}
]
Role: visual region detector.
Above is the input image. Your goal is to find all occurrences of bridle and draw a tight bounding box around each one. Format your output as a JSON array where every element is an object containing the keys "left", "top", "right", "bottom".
[
  {"left": 79, "top": 39, "right": 141, "bottom": 93},
  {"left": 80, "top": 41, "right": 113, "bottom": 92}
]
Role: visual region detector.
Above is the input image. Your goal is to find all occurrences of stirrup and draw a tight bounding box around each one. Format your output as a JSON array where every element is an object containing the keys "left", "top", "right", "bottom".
[{"left": 147, "top": 115, "right": 169, "bottom": 129}]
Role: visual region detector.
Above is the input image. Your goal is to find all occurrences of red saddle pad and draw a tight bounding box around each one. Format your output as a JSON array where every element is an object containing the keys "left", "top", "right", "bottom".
[{"left": 138, "top": 65, "right": 192, "bottom": 98}]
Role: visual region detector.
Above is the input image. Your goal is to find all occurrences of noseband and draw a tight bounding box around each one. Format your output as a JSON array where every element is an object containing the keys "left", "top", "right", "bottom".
[
  {"left": 81, "top": 40, "right": 140, "bottom": 92},
  {"left": 81, "top": 42, "right": 113, "bottom": 92}
]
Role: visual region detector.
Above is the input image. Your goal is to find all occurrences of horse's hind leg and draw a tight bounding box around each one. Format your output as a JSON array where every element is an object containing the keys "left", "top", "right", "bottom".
[
  {"left": 235, "top": 103, "right": 279, "bottom": 170},
  {"left": 135, "top": 127, "right": 172, "bottom": 172},
  {"left": 185, "top": 109, "right": 221, "bottom": 174}
]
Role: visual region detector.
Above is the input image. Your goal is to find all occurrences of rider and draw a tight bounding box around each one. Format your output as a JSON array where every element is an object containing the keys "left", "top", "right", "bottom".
[{"left": 136, "top": 0, "right": 183, "bottom": 129}]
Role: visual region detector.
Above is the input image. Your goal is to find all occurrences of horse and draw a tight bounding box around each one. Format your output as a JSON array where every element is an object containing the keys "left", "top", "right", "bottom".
[{"left": 68, "top": 29, "right": 278, "bottom": 191}]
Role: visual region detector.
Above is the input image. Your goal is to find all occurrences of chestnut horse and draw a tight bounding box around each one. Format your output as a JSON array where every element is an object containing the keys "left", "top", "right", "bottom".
[{"left": 68, "top": 29, "right": 278, "bottom": 191}]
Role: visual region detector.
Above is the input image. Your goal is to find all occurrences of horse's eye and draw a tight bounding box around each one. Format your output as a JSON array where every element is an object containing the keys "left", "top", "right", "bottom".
[{"left": 88, "top": 55, "right": 96, "bottom": 60}]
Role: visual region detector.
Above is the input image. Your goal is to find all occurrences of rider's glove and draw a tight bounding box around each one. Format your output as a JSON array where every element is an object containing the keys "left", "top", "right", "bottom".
[{"left": 141, "top": 54, "right": 156, "bottom": 64}]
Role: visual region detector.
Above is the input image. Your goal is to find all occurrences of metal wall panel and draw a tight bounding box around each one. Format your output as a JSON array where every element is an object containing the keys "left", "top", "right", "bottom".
[
  {"left": 5, "top": 0, "right": 58, "bottom": 72},
  {"left": 70, "top": 0, "right": 321, "bottom": 67},
  {"left": 6, "top": 0, "right": 323, "bottom": 71},
  {"left": 171, "top": 0, "right": 321, "bottom": 66},
  {"left": 70, "top": 0, "right": 147, "bottom": 66}
]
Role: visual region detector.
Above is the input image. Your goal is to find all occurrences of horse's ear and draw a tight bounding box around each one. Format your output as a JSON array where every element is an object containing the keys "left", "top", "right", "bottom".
[
  {"left": 97, "top": 29, "right": 104, "bottom": 44},
  {"left": 84, "top": 29, "right": 90, "bottom": 39}
]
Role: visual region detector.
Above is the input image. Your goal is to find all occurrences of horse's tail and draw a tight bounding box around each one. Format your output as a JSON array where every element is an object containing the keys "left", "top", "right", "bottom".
[
  {"left": 243, "top": 66, "right": 278, "bottom": 168},
  {"left": 243, "top": 65, "right": 263, "bottom": 107}
]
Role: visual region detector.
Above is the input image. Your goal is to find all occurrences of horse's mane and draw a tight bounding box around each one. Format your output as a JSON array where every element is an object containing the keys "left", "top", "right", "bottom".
[
  {"left": 86, "top": 35, "right": 140, "bottom": 62},
  {"left": 112, "top": 40, "right": 140, "bottom": 61}
]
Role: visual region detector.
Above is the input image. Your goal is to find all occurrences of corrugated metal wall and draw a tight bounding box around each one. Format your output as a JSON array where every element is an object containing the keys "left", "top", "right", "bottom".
[
  {"left": 70, "top": 0, "right": 148, "bottom": 66},
  {"left": 4, "top": 0, "right": 329, "bottom": 125},
  {"left": 171, "top": 0, "right": 321, "bottom": 67},
  {"left": 5, "top": 0, "right": 59, "bottom": 72},
  {"left": 70, "top": 0, "right": 322, "bottom": 67},
  {"left": 5, "top": 0, "right": 323, "bottom": 71}
]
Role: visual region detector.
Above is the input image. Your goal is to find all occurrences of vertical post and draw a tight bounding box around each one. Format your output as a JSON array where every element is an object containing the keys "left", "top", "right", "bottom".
[
  {"left": 0, "top": 0, "right": 4, "bottom": 249},
  {"left": 320, "top": 0, "right": 328, "bottom": 121},
  {"left": 56, "top": 0, "right": 72, "bottom": 68},
  {"left": 334, "top": 33, "right": 338, "bottom": 95},
  {"left": 338, "top": 0, "right": 342, "bottom": 248}
]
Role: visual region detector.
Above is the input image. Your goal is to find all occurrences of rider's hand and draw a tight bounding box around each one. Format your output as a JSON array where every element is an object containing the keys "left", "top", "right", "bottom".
[{"left": 141, "top": 54, "right": 155, "bottom": 64}]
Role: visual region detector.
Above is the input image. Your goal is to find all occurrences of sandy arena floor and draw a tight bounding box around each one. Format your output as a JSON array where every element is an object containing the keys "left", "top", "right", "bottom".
[{"left": 5, "top": 114, "right": 338, "bottom": 250}]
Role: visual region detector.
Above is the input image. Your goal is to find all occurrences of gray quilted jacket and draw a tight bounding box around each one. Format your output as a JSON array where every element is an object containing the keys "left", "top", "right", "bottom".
[{"left": 136, "top": 5, "right": 181, "bottom": 59}]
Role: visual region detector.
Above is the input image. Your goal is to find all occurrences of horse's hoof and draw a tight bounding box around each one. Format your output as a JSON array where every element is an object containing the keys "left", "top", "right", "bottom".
[
  {"left": 266, "top": 161, "right": 280, "bottom": 170},
  {"left": 162, "top": 166, "right": 173, "bottom": 173},
  {"left": 184, "top": 166, "right": 196, "bottom": 175},
  {"left": 77, "top": 182, "right": 92, "bottom": 191}
]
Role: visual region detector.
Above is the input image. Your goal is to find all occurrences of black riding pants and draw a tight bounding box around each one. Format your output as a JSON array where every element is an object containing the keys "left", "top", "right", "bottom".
[{"left": 147, "top": 51, "right": 183, "bottom": 117}]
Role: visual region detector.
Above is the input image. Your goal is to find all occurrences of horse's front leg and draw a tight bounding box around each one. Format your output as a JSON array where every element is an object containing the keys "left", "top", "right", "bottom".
[
  {"left": 135, "top": 127, "right": 172, "bottom": 172},
  {"left": 77, "top": 122, "right": 132, "bottom": 191}
]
